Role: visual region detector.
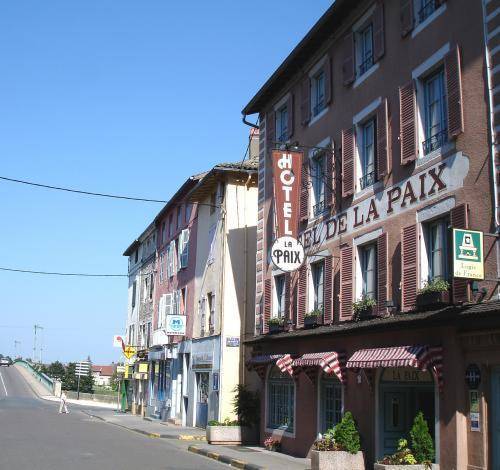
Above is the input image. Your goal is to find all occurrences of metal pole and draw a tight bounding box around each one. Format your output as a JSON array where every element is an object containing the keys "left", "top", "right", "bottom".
[
  {"left": 77, "top": 362, "right": 81, "bottom": 400},
  {"left": 33, "top": 325, "right": 37, "bottom": 363}
]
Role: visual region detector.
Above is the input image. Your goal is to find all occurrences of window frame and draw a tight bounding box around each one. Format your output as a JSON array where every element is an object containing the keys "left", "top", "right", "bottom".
[
  {"left": 266, "top": 366, "right": 295, "bottom": 434},
  {"left": 310, "top": 150, "right": 327, "bottom": 217},
  {"left": 319, "top": 374, "right": 343, "bottom": 433},
  {"left": 357, "top": 23, "right": 374, "bottom": 77},
  {"left": 359, "top": 243, "right": 377, "bottom": 300},
  {"left": 424, "top": 217, "right": 450, "bottom": 282},
  {"left": 273, "top": 274, "right": 286, "bottom": 319},
  {"left": 311, "top": 69, "right": 326, "bottom": 117},
  {"left": 358, "top": 117, "right": 377, "bottom": 191},
  {"left": 276, "top": 104, "right": 288, "bottom": 143}
]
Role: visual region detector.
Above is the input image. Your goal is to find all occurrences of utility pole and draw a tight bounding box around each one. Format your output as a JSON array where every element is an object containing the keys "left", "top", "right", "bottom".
[
  {"left": 33, "top": 325, "right": 43, "bottom": 364},
  {"left": 14, "top": 340, "right": 21, "bottom": 358}
]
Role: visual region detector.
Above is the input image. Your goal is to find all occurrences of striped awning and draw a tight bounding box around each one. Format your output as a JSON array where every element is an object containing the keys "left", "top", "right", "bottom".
[
  {"left": 246, "top": 354, "right": 294, "bottom": 379},
  {"left": 346, "top": 345, "right": 443, "bottom": 390},
  {"left": 246, "top": 354, "right": 284, "bottom": 366},
  {"left": 292, "top": 351, "right": 346, "bottom": 384}
]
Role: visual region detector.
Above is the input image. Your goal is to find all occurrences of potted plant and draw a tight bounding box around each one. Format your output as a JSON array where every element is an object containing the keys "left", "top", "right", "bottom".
[
  {"left": 264, "top": 436, "right": 281, "bottom": 451},
  {"left": 206, "top": 385, "right": 259, "bottom": 444},
  {"left": 304, "top": 309, "right": 323, "bottom": 328},
  {"left": 267, "top": 317, "right": 284, "bottom": 334},
  {"left": 311, "top": 411, "right": 365, "bottom": 470},
  {"left": 416, "top": 278, "right": 450, "bottom": 310},
  {"left": 375, "top": 412, "right": 438, "bottom": 469},
  {"left": 353, "top": 296, "right": 377, "bottom": 321}
]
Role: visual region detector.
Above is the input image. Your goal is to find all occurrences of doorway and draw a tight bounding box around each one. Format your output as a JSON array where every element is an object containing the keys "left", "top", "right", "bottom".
[
  {"left": 492, "top": 367, "right": 500, "bottom": 470},
  {"left": 195, "top": 372, "right": 209, "bottom": 428}
]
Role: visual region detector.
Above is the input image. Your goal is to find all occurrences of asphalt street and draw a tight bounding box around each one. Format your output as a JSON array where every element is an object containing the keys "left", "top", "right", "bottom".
[{"left": 0, "top": 366, "right": 225, "bottom": 470}]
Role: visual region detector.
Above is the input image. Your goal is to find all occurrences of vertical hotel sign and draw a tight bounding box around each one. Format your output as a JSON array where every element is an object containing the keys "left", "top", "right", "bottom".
[{"left": 272, "top": 150, "right": 303, "bottom": 238}]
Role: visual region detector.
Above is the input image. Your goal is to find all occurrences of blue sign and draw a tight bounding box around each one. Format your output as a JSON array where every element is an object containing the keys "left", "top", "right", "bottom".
[
  {"left": 213, "top": 372, "right": 219, "bottom": 391},
  {"left": 226, "top": 337, "right": 240, "bottom": 347},
  {"left": 166, "top": 315, "right": 186, "bottom": 335}
]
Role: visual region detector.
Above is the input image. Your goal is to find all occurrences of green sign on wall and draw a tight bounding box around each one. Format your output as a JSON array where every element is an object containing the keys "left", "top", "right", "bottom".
[{"left": 453, "top": 228, "right": 484, "bottom": 280}]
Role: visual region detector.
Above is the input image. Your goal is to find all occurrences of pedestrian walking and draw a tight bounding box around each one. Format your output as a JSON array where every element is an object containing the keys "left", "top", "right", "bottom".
[{"left": 59, "top": 391, "right": 69, "bottom": 414}]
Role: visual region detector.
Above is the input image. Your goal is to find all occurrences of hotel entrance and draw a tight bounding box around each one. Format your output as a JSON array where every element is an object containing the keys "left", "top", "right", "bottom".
[{"left": 378, "top": 368, "right": 436, "bottom": 458}]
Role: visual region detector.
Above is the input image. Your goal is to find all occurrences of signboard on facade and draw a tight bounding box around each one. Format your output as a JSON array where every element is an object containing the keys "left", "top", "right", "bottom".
[
  {"left": 272, "top": 150, "right": 303, "bottom": 239},
  {"left": 138, "top": 363, "right": 148, "bottom": 373},
  {"left": 226, "top": 337, "right": 240, "bottom": 347},
  {"left": 113, "top": 335, "right": 125, "bottom": 348},
  {"left": 192, "top": 352, "right": 213, "bottom": 369},
  {"left": 116, "top": 365, "right": 125, "bottom": 374},
  {"left": 453, "top": 229, "right": 484, "bottom": 280},
  {"left": 271, "top": 236, "right": 305, "bottom": 272},
  {"left": 165, "top": 315, "right": 186, "bottom": 336}
]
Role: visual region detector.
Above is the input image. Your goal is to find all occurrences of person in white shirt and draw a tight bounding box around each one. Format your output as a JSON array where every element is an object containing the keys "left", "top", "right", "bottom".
[{"left": 59, "top": 391, "right": 69, "bottom": 414}]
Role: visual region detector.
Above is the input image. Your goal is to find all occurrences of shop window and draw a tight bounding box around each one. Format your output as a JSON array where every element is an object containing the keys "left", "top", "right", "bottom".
[
  {"left": 310, "top": 151, "right": 327, "bottom": 216},
  {"left": 320, "top": 375, "right": 342, "bottom": 432},
  {"left": 276, "top": 104, "right": 288, "bottom": 143},
  {"left": 273, "top": 274, "right": 286, "bottom": 319},
  {"left": 360, "top": 243, "right": 377, "bottom": 299},
  {"left": 421, "top": 68, "right": 447, "bottom": 156},
  {"left": 267, "top": 366, "right": 295, "bottom": 432},
  {"left": 423, "top": 217, "right": 449, "bottom": 282}
]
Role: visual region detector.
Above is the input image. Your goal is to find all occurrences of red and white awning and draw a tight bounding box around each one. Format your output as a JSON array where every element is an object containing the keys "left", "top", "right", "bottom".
[
  {"left": 246, "top": 354, "right": 295, "bottom": 379},
  {"left": 346, "top": 345, "right": 443, "bottom": 390},
  {"left": 292, "top": 351, "right": 346, "bottom": 384}
]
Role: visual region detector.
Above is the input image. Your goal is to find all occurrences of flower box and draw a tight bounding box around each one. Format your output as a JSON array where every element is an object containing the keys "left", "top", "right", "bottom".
[
  {"left": 374, "top": 464, "right": 439, "bottom": 470},
  {"left": 355, "top": 304, "right": 376, "bottom": 320},
  {"left": 206, "top": 425, "right": 257, "bottom": 445},
  {"left": 311, "top": 450, "right": 365, "bottom": 470},
  {"left": 416, "top": 290, "right": 450, "bottom": 310},
  {"left": 304, "top": 315, "right": 322, "bottom": 328},
  {"left": 268, "top": 323, "right": 284, "bottom": 334}
]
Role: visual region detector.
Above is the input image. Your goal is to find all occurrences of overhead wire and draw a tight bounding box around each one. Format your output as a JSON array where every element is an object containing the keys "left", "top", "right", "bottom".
[{"left": 0, "top": 266, "right": 127, "bottom": 277}]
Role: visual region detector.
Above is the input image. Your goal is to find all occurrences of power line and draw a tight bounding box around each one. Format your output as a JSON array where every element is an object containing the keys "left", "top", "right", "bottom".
[
  {"left": 0, "top": 175, "right": 168, "bottom": 203},
  {"left": 0, "top": 266, "right": 127, "bottom": 277}
]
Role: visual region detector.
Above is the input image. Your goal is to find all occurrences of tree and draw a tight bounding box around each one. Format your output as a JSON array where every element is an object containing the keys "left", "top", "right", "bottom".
[
  {"left": 109, "top": 370, "right": 120, "bottom": 391},
  {"left": 46, "top": 361, "right": 66, "bottom": 380},
  {"left": 62, "top": 362, "right": 77, "bottom": 391},
  {"left": 333, "top": 411, "right": 361, "bottom": 454},
  {"left": 410, "top": 412, "right": 434, "bottom": 463},
  {"left": 78, "top": 368, "right": 94, "bottom": 394}
]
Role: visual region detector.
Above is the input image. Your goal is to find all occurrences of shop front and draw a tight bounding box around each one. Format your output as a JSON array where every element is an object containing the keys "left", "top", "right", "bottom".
[{"left": 147, "top": 348, "right": 172, "bottom": 420}]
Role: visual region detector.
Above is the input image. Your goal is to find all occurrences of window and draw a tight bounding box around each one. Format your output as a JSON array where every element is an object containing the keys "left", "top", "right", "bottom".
[
  {"left": 358, "top": 118, "right": 377, "bottom": 190},
  {"left": 312, "top": 70, "right": 326, "bottom": 117},
  {"left": 321, "top": 375, "right": 342, "bottom": 432},
  {"left": 210, "top": 192, "right": 216, "bottom": 215},
  {"left": 143, "top": 276, "right": 149, "bottom": 300},
  {"left": 425, "top": 218, "right": 449, "bottom": 281},
  {"left": 134, "top": 250, "right": 138, "bottom": 263},
  {"left": 276, "top": 104, "right": 288, "bottom": 142},
  {"left": 178, "top": 228, "right": 190, "bottom": 269},
  {"left": 177, "top": 206, "right": 183, "bottom": 230},
  {"left": 267, "top": 366, "right": 294, "bottom": 432},
  {"left": 161, "top": 222, "right": 166, "bottom": 244},
  {"left": 416, "top": 0, "right": 438, "bottom": 23},
  {"left": 311, "top": 152, "right": 326, "bottom": 216},
  {"left": 132, "top": 281, "right": 137, "bottom": 308},
  {"left": 167, "top": 240, "right": 177, "bottom": 277},
  {"left": 360, "top": 244, "right": 377, "bottom": 299},
  {"left": 146, "top": 322, "right": 151, "bottom": 348},
  {"left": 159, "top": 253, "right": 164, "bottom": 282},
  {"left": 311, "top": 261, "right": 324, "bottom": 312},
  {"left": 180, "top": 287, "right": 187, "bottom": 315},
  {"left": 149, "top": 273, "right": 154, "bottom": 300},
  {"left": 274, "top": 275, "right": 286, "bottom": 319},
  {"left": 199, "top": 298, "right": 206, "bottom": 336},
  {"left": 207, "top": 292, "right": 215, "bottom": 334},
  {"left": 185, "top": 203, "right": 192, "bottom": 222},
  {"left": 168, "top": 214, "right": 173, "bottom": 237},
  {"left": 422, "top": 68, "right": 447, "bottom": 155},
  {"left": 357, "top": 23, "right": 373, "bottom": 77}
]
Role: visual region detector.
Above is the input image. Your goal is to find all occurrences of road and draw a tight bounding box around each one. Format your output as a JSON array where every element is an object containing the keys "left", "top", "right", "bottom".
[{"left": 0, "top": 366, "right": 225, "bottom": 470}]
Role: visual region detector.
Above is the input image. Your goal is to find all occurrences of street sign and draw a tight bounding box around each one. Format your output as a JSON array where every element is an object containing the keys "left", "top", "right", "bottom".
[
  {"left": 123, "top": 345, "right": 137, "bottom": 359},
  {"left": 271, "top": 236, "right": 305, "bottom": 272},
  {"left": 453, "top": 229, "right": 484, "bottom": 279},
  {"left": 165, "top": 315, "right": 186, "bottom": 335},
  {"left": 75, "top": 361, "right": 91, "bottom": 377},
  {"left": 116, "top": 365, "right": 125, "bottom": 374}
]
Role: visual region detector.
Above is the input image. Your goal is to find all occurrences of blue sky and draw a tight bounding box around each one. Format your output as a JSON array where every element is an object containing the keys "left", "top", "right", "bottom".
[{"left": 0, "top": 1, "right": 332, "bottom": 364}]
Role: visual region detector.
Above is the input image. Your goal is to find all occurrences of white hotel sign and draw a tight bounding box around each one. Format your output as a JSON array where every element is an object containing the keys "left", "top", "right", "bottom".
[{"left": 301, "top": 152, "right": 469, "bottom": 248}]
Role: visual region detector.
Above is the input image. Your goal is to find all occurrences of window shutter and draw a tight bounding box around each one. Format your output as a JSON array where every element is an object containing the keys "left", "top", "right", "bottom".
[
  {"left": 180, "top": 228, "right": 190, "bottom": 268},
  {"left": 401, "top": 224, "right": 418, "bottom": 312},
  {"left": 300, "top": 160, "right": 310, "bottom": 221},
  {"left": 158, "top": 295, "right": 165, "bottom": 328},
  {"left": 372, "top": 2, "right": 385, "bottom": 62},
  {"left": 450, "top": 203, "right": 470, "bottom": 304},
  {"left": 165, "top": 293, "right": 173, "bottom": 318},
  {"left": 176, "top": 290, "right": 181, "bottom": 316},
  {"left": 342, "top": 128, "right": 355, "bottom": 198},
  {"left": 266, "top": 111, "right": 276, "bottom": 150},
  {"left": 445, "top": 45, "right": 464, "bottom": 139},
  {"left": 263, "top": 278, "right": 271, "bottom": 334},
  {"left": 287, "top": 94, "right": 294, "bottom": 139},
  {"left": 324, "top": 55, "right": 332, "bottom": 105},
  {"left": 340, "top": 245, "right": 353, "bottom": 320},
  {"left": 324, "top": 255, "right": 333, "bottom": 324},
  {"left": 400, "top": 0, "right": 414, "bottom": 37},
  {"left": 377, "top": 232, "right": 388, "bottom": 316},
  {"left": 342, "top": 33, "right": 355, "bottom": 86},
  {"left": 300, "top": 77, "right": 311, "bottom": 126},
  {"left": 177, "top": 230, "right": 184, "bottom": 268},
  {"left": 377, "top": 98, "right": 389, "bottom": 180},
  {"left": 399, "top": 81, "right": 417, "bottom": 165},
  {"left": 297, "top": 264, "right": 307, "bottom": 327},
  {"left": 284, "top": 273, "right": 291, "bottom": 323}
]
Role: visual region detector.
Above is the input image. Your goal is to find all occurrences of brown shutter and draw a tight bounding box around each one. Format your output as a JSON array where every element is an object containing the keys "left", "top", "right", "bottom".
[
  {"left": 373, "top": 2, "right": 385, "bottom": 62},
  {"left": 340, "top": 245, "right": 353, "bottom": 320},
  {"left": 445, "top": 46, "right": 464, "bottom": 139},
  {"left": 263, "top": 278, "right": 271, "bottom": 333},
  {"left": 284, "top": 273, "right": 291, "bottom": 324},
  {"left": 297, "top": 265, "right": 307, "bottom": 327},
  {"left": 401, "top": 224, "right": 418, "bottom": 312},
  {"left": 300, "top": 160, "right": 310, "bottom": 221},
  {"left": 324, "top": 255, "right": 333, "bottom": 324},
  {"left": 450, "top": 204, "right": 470, "bottom": 304},
  {"left": 301, "top": 77, "right": 311, "bottom": 126},
  {"left": 377, "top": 232, "right": 388, "bottom": 316},
  {"left": 400, "top": 0, "right": 414, "bottom": 37},
  {"left": 399, "top": 81, "right": 417, "bottom": 164},
  {"left": 342, "top": 33, "right": 355, "bottom": 86},
  {"left": 287, "top": 94, "right": 294, "bottom": 140},
  {"left": 377, "top": 98, "right": 389, "bottom": 181},
  {"left": 324, "top": 55, "right": 332, "bottom": 105},
  {"left": 342, "top": 128, "right": 355, "bottom": 198},
  {"left": 266, "top": 111, "right": 275, "bottom": 151}
]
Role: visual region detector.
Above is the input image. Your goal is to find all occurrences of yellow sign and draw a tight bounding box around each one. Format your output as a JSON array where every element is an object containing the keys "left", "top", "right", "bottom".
[
  {"left": 154, "top": 363, "right": 159, "bottom": 374},
  {"left": 453, "top": 229, "right": 484, "bottom": 280},
  {"left": 124, "top": 345, "right": 137, "bottom": 359},
  {"left": 124, "top": 365, "right": 130, "bottom": 378},
  {"left": 138, "top": 363, "right": 148, "bottom": 373}
]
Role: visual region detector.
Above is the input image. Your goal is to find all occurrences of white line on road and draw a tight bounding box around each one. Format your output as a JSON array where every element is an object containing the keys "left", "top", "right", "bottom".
[{"left": 0, "top": 371, "right": 8, "bottom": 397}]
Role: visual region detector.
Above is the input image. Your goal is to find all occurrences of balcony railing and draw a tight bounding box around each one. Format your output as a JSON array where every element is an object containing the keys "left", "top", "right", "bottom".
[
  {"left": 422, "top": 128, "right": 447, "bottom": 155},
  {"left": 277, "top": 130, "right": 288, "bottom": 143},
  {"left": 418, "top": 0, "right": 437, "bottom": 23},
  {"left": 358, "top": 53, "right": 373, "bottom": 76},
  {"left": 313, "top": 199, "right": 327, "bottom": 217},
  {"left": 359, "top": 171, "right": 376, "bottom": 190}
]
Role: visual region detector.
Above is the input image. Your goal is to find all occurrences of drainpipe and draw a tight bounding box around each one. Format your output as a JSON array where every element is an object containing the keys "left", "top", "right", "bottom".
[
  {"left": 217, "top": 182, "right": 226, "bottom": 422},
  {"left": 242, "top": 113, "right": 259, "bottom": 129},
  {"left": 482, "top": 0, "right": 500, "bottom": 297}
]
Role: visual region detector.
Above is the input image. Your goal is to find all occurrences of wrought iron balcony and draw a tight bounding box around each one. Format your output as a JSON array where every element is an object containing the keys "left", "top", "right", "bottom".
[
  {"left": 313, "top": 199, "right": 326, "bottom": 217},
  {"left": 422, "top": 128, "right": 447, "bottom": 155},
  {"left": 418, "top": 0, "right": 437, "bottom": 22},
  {"left": 359, "top": 171, "right": 376, "bottom": 190},
  {"left": 277, "top": 130, "right": 288, "bottom": 143}
]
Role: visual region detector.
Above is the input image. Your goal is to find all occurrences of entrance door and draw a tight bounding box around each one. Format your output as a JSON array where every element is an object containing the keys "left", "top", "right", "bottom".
[
  {"left": 493, "top": 367, "right": 500, "bottom": 470},
  {"left": 195, "top": 372, "right": 209, "bottom": 428},
  {"left": 320, "top": 376, "right": 342, "bottom": 432},
  {"left": 382, "top": 390, "right": 408, "bottom": 456}
]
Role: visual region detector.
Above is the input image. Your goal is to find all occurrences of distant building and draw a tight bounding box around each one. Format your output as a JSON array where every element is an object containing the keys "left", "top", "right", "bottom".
[{"left": 91, "top": 365, "right": 115, "bottom": 388}]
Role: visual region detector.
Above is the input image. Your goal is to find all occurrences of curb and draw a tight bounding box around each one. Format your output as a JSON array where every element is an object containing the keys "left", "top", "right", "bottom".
[{"left": 188, "top": 445, "right": 264, "bottom": 470}]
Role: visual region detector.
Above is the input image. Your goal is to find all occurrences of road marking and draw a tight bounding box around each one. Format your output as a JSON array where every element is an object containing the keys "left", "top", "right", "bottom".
[{"left": 0, "top": 371, "right": 8, "bottom": 397}]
